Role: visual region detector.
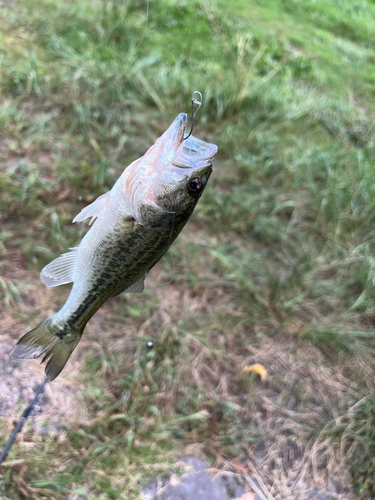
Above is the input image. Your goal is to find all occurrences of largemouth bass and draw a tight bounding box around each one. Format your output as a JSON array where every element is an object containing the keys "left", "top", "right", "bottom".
[{"left": 10, "top": 113, "right": 218, "bottom": 380}]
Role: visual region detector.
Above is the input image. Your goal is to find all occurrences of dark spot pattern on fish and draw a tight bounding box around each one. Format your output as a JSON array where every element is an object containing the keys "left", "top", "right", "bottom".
[{"left": 59, "top": 205, "right": 196, "bottom": 335}]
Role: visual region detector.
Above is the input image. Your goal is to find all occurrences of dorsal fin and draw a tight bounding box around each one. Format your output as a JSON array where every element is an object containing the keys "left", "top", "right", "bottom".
[
  {"left": 40, "top": 247, "right": 78, "bottom": 287},
  {"left": 113, "top": 274, "right": 146, "bottom": 296},
  {"left": 73, "top": 191, "right": 110, "bottom": 225},
  {"left": 123, "top": 275, "right": 145, "bottom": 293}
]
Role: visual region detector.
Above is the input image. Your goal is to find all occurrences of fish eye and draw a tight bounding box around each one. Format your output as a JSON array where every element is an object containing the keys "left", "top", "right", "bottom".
[{"left": 187, "top": 177, "right": 203, "bottom": 197}]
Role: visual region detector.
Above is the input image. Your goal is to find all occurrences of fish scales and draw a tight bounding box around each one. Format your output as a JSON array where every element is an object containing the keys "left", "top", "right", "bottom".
[
  {"left": 10, "top": 113, "right": 218, "bottom": 380},
  {"left": 61, "top": 209, "right": 194, "bottom": 331}
]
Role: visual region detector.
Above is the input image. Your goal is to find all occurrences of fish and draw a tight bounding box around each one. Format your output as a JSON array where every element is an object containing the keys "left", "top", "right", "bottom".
[{"left": 10, "top": 113, "right": 218, "bottom": 380}]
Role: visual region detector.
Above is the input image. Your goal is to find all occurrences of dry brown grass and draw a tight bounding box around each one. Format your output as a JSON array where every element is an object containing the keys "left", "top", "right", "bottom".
[{"left": 2, "top": 228, "right": 374, "bottom": 498}]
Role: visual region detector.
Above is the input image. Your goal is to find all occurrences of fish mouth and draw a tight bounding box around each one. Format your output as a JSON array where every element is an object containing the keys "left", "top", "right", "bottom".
[
  {"left": 157, "top": 112, "right": 217, "bottom": 170},
  {"left": 172, "top": 114, "right": 218, "bottom": 170},
  {"left": 182, "top": 135, "right": 218, "bottom": 163},
  {"left": 171, "top": 113, "right": 188, "bottom": 145}
]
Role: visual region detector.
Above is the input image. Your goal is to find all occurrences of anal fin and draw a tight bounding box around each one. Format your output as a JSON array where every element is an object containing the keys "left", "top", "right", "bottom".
[{"left": 40, "top": 247, "right": 78, "bottom": 287}]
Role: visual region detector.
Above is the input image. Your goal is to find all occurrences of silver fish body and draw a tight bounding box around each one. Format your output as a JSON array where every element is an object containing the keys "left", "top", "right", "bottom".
[{"left": 10, "top": 113, "right": 218, "bottom": 380}]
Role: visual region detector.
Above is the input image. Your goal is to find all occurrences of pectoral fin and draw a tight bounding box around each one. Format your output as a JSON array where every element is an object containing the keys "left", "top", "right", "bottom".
[
  {"left": 73, "top": 191, "right": 110, "bottom": 225},
  {"left": 40, "top": 247, "right": 78, "bottom": 287}
]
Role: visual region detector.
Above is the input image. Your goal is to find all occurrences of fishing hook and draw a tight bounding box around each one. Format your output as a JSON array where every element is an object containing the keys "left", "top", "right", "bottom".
[
  {"left": 0, "top": 376, "right": 49, "bottom": 465},
  {"left": 183, "top": 91, "right": 202, "bottom": 141}
]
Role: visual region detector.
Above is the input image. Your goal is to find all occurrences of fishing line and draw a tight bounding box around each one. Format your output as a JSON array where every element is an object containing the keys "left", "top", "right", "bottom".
[
  {"left": 0, "top": 376, "right": 49, "bottom": 465},
  {"left": 167, "top": 92, "right": 203, "bottom": 272}
]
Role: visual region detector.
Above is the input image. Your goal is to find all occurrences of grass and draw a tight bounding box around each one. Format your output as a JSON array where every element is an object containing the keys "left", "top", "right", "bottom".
[{"left": 0, "top": 0, "right": 375, "bottom": 498}]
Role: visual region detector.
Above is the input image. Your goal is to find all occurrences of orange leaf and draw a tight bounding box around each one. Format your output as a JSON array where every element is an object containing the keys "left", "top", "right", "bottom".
[
  {"left": 232, "top": 460, "right": 248, "bottom": 472},
  {"left": 243, "top": 363, "right": 267, "bottom": 381}
]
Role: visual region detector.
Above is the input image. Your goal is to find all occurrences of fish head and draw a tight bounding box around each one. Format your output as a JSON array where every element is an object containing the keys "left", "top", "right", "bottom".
[{"left": 127, "top": 113, "right": 218, "bottom": 227}]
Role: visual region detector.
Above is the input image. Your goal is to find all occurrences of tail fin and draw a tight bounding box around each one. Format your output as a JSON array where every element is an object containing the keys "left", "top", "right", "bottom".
[{"left": 10, "top": 317, "right": 83, "bottom": 380}]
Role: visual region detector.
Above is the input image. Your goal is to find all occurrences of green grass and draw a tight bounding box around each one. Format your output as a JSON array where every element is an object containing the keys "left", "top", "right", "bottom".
[
  {"left": 1, "top": 0, "right": 375, "bottom": 498},
  {"left": 211, "top": 0, "right": 375, "bottom": 109}
]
